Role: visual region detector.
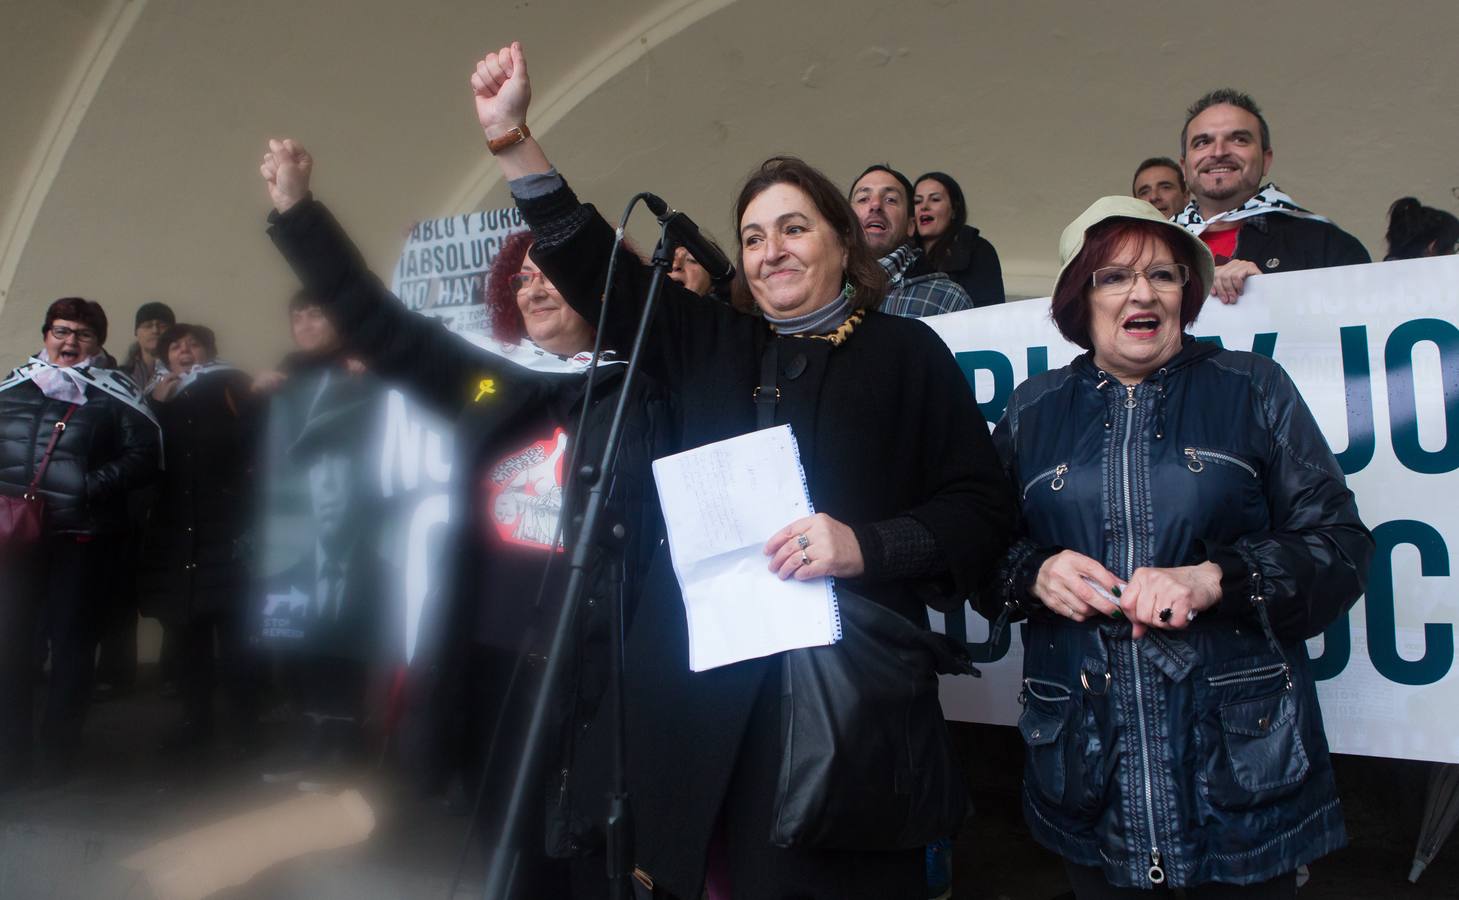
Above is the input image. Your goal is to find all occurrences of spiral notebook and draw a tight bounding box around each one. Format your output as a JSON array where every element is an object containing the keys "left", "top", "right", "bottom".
[{"left": 652, "top": 424, "right": 842, "bottom": 672}]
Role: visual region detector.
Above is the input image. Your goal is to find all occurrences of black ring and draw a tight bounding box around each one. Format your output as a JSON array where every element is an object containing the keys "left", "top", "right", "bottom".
[{"left": 1159, "top": 607, "right": 1173, "bottom": 623}]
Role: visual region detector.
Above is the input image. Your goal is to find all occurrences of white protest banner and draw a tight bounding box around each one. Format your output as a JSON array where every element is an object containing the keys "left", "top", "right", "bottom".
[
  {"left": 922, "top": 255, "right": 1459, "bottom": 764},
  {"left": 391, "top": 208, "right": 526, "bottom": 336}
]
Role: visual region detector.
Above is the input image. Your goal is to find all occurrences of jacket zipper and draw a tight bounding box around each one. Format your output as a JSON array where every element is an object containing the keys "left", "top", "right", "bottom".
[
  {"left": 1120, "top": 382, "right": 1164, "bottom": 885},
  {"left": 1184, "top": 447, "right": 1257, "bottom": 478},
  {"left": 1206, "top": 662, "right": 1291, "bottom": 688},
  {"left": 1129, "top": 640, "right": 1163, "bottom": 883},
  {"left": 1121, "top": 386, "right": 1137, "bottom": 577},
  {"left": 1021, "top": 462, "right": 1068, "bottom": 499},
  {"left": 1022, "top": 676, "right": 1072, "bottom": 703}
]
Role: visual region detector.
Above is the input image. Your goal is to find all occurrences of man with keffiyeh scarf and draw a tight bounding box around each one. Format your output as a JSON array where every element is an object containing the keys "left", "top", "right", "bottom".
[{"left": 1176, "top": 88, "right": 1370, "bottom": 305}]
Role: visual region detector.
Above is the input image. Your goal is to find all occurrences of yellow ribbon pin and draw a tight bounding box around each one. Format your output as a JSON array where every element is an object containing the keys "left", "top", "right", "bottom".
[{"left": 475, "top": 378, "right": 497, "bottom": 402}]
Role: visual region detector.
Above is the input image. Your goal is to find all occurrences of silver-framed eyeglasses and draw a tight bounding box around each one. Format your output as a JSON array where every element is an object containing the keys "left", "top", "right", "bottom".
[
  {"left": 48, "top": 325, "right": 100, "bottom": 344},
  {"left": 1090, "top": 263, "right": 1190, "bottom": 295}
]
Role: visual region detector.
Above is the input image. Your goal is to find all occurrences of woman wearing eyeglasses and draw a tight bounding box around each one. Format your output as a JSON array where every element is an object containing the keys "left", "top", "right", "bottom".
[
  {"left": 259, "top": 143, "right": 668, "bottom": 887},
  {"left": 0, "top": 297, "right": 161, "bottom": 788},
  {"left": 978, "top": 198, "right": 1373, "bottom": 898}
]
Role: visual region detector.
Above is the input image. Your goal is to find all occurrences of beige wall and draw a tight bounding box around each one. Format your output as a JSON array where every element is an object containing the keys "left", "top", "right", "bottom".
[{"left": 3, "top": 0, "right": 1457, "bottom": 368}]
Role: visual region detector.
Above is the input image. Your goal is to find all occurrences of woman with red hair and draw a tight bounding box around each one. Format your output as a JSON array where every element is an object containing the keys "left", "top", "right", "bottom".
[{"left": 484, "top": 229, "right": 595, "bottom": 354}]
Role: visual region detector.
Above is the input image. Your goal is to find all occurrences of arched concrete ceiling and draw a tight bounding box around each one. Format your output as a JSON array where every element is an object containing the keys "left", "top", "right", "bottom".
[{"left": 3, "top": 0, "right": 1457, "bottom": 369}]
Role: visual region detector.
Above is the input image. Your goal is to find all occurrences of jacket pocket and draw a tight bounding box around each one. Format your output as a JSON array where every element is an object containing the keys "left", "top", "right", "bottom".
[
  {"left": 1200, "top": 660, "right": 1310, "bottom": 810},
  {"left": 1021, "top": 462, "right": 1069, "bottom": 499},
  {"left": 1018, "top": 678, "right": 1069, "bottom": 806},
  {"left": 1018, "top": 675, "right": 1108, "bottom": 817},
  {"left": 1183, "top": 447, "right": 1258, "bottom": 478}
]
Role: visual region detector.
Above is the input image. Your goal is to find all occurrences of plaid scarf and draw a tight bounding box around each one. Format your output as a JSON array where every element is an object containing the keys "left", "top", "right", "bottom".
[
  {"left": 878, "top": 242, "right": 921, "bottom": 287},
  {"left": 1174, "top": 183, "right": 1330, "bottom": 236}
]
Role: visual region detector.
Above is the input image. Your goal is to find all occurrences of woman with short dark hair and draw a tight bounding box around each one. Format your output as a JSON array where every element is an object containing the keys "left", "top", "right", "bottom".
[
  {"left": 0, "top": 297, "right": 160, "bottom": 787},
  {"left": 913, "top": 171, "right": 1005, "bottom": 306},
  {"left": 140, "top": 323, "right": 261, "bottom": 752},
  {"left": 472, "top": 41, "right": 1015, "bottom": 900},
  {"left": 980, "top": 196, "right": 1373, "bottom": 897}
]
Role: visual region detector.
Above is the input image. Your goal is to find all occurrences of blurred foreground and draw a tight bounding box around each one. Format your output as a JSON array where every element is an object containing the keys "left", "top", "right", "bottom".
[{"left": 2, "top": 667, "right": 1455, "bottom": 899}]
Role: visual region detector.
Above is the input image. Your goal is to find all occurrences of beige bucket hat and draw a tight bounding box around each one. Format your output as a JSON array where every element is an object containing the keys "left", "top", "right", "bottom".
[{"left": 1054, "top": 196, "right": 1216, "bottom": 299}]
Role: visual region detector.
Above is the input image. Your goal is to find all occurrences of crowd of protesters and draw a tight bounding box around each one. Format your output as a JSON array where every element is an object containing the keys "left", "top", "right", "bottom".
[{"left": 0, "top": 39, "right": 1456, "bottom": 900}]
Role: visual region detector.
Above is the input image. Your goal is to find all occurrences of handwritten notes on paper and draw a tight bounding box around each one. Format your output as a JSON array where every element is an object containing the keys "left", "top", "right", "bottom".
[{"left": 652, "top": 425, "right": 841, "bottom": 671}]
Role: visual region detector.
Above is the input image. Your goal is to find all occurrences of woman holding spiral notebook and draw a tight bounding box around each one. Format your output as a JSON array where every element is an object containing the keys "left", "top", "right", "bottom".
[{"left": 473, "top": 40, "right": 1015, "bottom": 900}]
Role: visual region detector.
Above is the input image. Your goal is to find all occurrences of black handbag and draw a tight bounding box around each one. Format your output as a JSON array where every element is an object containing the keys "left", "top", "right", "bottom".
[
  {"left": 769, "top": 588, "right": 975, "bottom": 849},
  {"left": 753, "top": 338, "right": 975, "bottom": 850}
]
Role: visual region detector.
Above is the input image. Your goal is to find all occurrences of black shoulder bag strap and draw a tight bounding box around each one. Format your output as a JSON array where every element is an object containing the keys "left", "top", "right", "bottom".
[{"left": 754, "top": 335, "right": 780, "bottom": 429}]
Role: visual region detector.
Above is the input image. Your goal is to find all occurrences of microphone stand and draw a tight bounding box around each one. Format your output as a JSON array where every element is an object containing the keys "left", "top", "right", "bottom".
[{"left": 481, "top": 220, "right": 676, "bottom": 900}]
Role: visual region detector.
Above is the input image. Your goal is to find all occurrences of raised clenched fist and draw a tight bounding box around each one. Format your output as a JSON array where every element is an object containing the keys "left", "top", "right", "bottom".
[
  {"left": 260, "top": 138, "right": 313, "bottom": 214},
  {"left": 469, "top": 41, "right": 532, "bottom": 142}
]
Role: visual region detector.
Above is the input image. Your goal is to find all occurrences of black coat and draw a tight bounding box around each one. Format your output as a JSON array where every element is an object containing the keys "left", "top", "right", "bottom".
[
  {"left": 268, "top": 197, "right": 669, "bottom": 844},
  {"left": 139, "top": 370, "right": 259, "bottom": 623},
  {"left": 520, "top": 182, "right": 1016, "bottom": 897},
  {"left": 0, "top": 379, "right": 160, "bottom": 535},
  {"left": 930, "top": 224, "right": 1005, "bottom": 306},
  {"left": 979, "top": 339, "right": 1373, "bottom": 888},
  {"left": 1231, "top": 213, "right": 1371, "bottom": 273}
]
